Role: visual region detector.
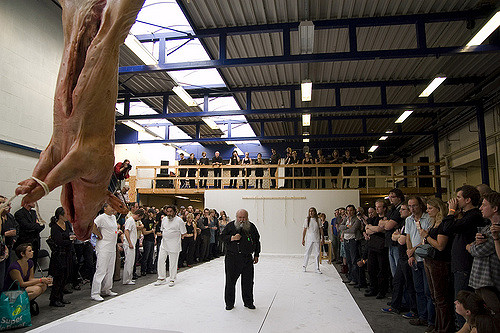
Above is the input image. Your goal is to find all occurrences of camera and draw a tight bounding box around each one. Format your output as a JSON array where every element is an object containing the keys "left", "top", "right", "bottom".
[{"left": 126, "top": 164, "right": 132, "bottom": 170}]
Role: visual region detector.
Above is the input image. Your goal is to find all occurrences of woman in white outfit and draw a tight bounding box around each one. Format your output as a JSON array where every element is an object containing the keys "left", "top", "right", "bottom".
[
  {"left": 122, "top": 208, "right": 145, "bottom": 285},
  {"left": 91, "top": 204, "right": 119, "bottom": 301},
  {"left": 302, "top": 207, "right": 324, "bottom": 273},
  {"left": 155, "top": 206, "right": 187, "bottom": 287}
]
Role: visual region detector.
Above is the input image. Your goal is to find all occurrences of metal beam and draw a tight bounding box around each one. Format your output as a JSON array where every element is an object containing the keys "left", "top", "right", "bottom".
[
  {"left": 433, "top": 131, "right": 442, "bottom": 198},
  {"left": 119, "top": 44, "right": 499, "bottom": 74},
  {"left": 116, "top": 102, "right": 473, "bottom": 120},
  {"left": 135, "top": 131, "right": 433, "bottom": 145},
  {"left": 118, "top": 77, "right": 481, "bottom": 99},
  {"left": 476, "top": 104, "right": 490, "bottom": 185}
]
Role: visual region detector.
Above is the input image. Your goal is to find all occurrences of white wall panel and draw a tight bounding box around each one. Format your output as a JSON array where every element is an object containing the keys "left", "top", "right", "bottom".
[{"left": 205, "top": 189, "right": 360, "bottom": 255}]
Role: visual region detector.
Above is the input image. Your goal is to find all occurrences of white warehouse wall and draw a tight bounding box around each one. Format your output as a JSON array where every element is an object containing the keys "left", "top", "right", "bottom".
[
  {"left": 205, "top": 189, "right": 360, "bottom": 255},
  {"left": 0, "top": 0, "right": 64, "bottom": 246}
]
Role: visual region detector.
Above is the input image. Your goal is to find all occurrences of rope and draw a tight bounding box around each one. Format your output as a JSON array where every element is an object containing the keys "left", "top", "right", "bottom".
[{"left": 31, "top": 177, "right": 49, "bottom": 196}]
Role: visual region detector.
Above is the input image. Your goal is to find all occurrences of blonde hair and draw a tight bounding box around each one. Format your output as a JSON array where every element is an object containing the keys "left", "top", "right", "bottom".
[{"left": 427, "top": 197, "right": 447, "bottom": 227}]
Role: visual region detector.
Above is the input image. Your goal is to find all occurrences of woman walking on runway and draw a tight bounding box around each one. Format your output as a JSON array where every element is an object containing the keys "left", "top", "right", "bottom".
[{"left": 302, "top": 207, "right": 324, "bottom": 273}]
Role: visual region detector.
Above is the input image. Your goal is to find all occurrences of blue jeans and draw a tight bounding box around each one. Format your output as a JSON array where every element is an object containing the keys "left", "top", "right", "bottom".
[
  {"left": 411, "top": 261, "right": 435, "bottom": 325},
  {"left": 388, "top": 245, "right": 399, "bottom": 277},
  {"left": 453, "top": 271, "right": 471, "bottom": 329},
  {"left": 345, "top": 239, "right": 360, "bottom": 283}
]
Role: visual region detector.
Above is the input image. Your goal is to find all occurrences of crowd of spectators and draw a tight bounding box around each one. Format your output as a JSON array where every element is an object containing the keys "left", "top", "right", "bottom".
[
  {"left": 173, "top": 147, "right": 371, "bottom": 189},
  {"left": 329, "top": 185, "right": 500, "bottom": 333}
]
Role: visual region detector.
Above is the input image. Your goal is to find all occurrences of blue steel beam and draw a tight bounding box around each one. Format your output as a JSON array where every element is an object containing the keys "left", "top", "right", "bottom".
[
  {"left": 116, "top": 102, "right": 473, "bottom": 120},
  {"left": 133, "top": 8, "right": 492, "bottom": 41},
  {"left": 135, "top": 131, "right": 433, "bottom": 145},
  {"left": 118, "top": 44, "right": 499, "bottom": 74},
  {"left": 117, "top": 77, "right": 482, "bottom": 99}
]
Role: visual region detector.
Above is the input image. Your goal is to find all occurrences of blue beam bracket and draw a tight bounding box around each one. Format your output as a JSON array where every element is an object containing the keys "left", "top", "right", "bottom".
[
  {"left": 219, "top": 32, "right": 227, "bottom": 61},
  {"left": 283, "top": 27, "right": 291, "bottom": 56},
  {"left": 162, "top": 94, "right": 169, "bottom": 115},
  {"left": 246, "top": 91, "right": 252, "bottom": 111},
  {"left": 124, "top": 95, "right": 131, "bottom": 116},
  {"left": 159, "top": 37, "right": 166, "bottom": 64},
  {"left": 335, "top": 88, "right": 341, "bottom": 107},
  {"left": 260, "top": 122, "right": 265, "bottom": 137},
  {"left": 380, "top": 85, "right": 387, "bottom": 106},
  {"left": 416, "top": 21, "right": 427, "bottom": 50},
  {"left": 348, "top": 24, "right": 357, "bottom": 53}
]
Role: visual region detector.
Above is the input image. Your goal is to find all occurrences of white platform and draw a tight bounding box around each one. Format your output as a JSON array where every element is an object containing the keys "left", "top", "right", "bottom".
[{"left": 30, "top": 255, "right": 372, "bottom": 333}]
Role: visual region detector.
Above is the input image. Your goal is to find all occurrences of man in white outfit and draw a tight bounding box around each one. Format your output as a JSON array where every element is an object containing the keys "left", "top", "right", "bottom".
[
  {"left": 123, "top": 208, "right": 145, "bottom": 285},
  {"left": 302, "top": 207, "right": 324, "bottom": 273},
  {"left": 91, "top": 204, "right": 119, "bottom": 301},
  {"left": 155, "top": 206, "right": 187, "bottom": 287}
]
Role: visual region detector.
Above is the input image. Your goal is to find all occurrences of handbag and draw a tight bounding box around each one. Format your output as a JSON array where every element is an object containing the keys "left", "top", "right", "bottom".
[
  {"left": 415, "top": 243, "right": 436, "bottom": 260},
  {"left": 0, "top": 282, "right": 32, "bottom": 331}
]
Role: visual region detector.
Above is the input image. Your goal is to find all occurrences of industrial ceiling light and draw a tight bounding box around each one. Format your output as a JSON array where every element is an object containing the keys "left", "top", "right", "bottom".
[
  {"left": 124, "top": 33, "right": 157, "bottom": 65},
  {"left": 466, "top": 11, "right": 500, "bottom": 46},
  {"left": 385, "top": 130, "right": 393, "bottom": 134},
  {"left": 395, "top": 110, "right": 413, "bottom": 124},
  {"left": 303, "top": 138, "right": 310, "bottom": 143},
  {"left": 202, "top": 118, "right": 219, "bottom": 130},
  {"left": 121, "top": 120, "right": 145, "bottom": 132},
  {"left": 379, "top": 136, "right": 388, "bottom": 141},
  {"left": 419, "top": 76, "right": 447, "bottom": 97},
  {"left": 174, "top": 195, "right": 189, "bottom": 200},
  {"left": 302, "top": 113, "right": 311, "bottom": 126},
  {"left": 301, "top": 80, "right": 312, "bottom": 101},
  {"left": 299, "top": 21, "right": 315, "bottom": 54},
  {"left": 173, "top": 86, "right": 198, "bottom": 107},
  {"left": 368, "top": 145, "right": 379, "bottom": 153}
]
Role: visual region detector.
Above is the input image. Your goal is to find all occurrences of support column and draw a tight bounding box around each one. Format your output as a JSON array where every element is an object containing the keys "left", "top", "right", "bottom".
[
  {"left": 476, "top": 104, "right": 490, "bottom": 185},
  {"left": 433, "top": 132, "right": 442, "bottom": 198},
  {"left": 402, "top": 157, "right": 408, "bottom": 187}
]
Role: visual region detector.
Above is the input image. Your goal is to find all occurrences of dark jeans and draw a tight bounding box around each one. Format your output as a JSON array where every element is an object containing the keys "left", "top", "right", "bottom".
[
  {"left": 229, "top": 170, "right": 239, "bottom": 188},
  {"left": 180, "top": 237, "right": 196, "bottom": 266},
  {"left": 270, "top": 167, "right": 277, "bottom": 188},
  {"left": 358, "top": 166, "right": 366, "bottom": 188},
  {"left": 345, "top": 239, "right": 362, "bottom": 284},
  {"left": 330, "top": 167, "right": 340, "bottom": 187},
  {"left": 343, "top": 168, "right": 353, "bottom": 188},
  {"left": 453, "top": 270, "right": 471, "bottom": 329},
  {"left": 141, "top": 240, "right": 155, "bottom": 273},
  {"left": 391, "top": 258, "right": 417, "bottom": 312},
  {"left": 367, "top": 248, "right": 389, "bottom": 294},
  {"left": 213, "top": 169, "right": 221, "bottom": 188},
  {"left": 225, "top": 253, "right": 254, "bottom": 307},
  {"left": 199, "top": 169, "right": 208, "bottom": 188},
  {"left": 200, "top": 234, "right": 210, "bottom": 260},
  {"left": 412, "top": 261, "right": 435, "bottom": 325},
  {"left": 188, "top": 170, "right": 196, "bottom": 188},
  {"left": 424, "top": 259, "right": 454, "bottom": 333},
  {"left": 0, "top": 260, "right": 5, "bottom": 291}
]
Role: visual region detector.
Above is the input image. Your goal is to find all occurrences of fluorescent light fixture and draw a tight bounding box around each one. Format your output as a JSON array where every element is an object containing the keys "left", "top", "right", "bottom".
[
  {"left": 175, "top": 195, "right": 189, "bottom": 200},
  {"left": 368, "top": 145, "right": 379, "bottom": 153},
  {"left": 124, "top": 33, "right": 157, "bottom": 65},
  {"left": 301, "top": 80, "right": 312, "bottom": 101},
  {"left": 395, "top": 110, "right": 413, "bottom": 123},
  {"left": 379, "top": 136, "right": 388, "bottom": 141},
  {"left": 385, "top": 130, "right": 393, "bottom": 134},
  {"left": 202, "top": 118, "right": 219, "bottom": 130},
  {"left": 302, "top": 114, "right": 311, "bottom": 126},
  {"left": 303, "top": 138, "right": 310, "bottom": 143},
  {"left": 173, "top": 86, "right": 197, "bottom": 107},
  {"left": 303, "top": 132, "right": 309, "bottom": 136},
  {"left": 419, "top": 76, "right": 447, "bottom": 97},
  {"left": 466, "top": 11, "right": 500, "bottom": 46},
  {"left": 299, "top": 21, "right": 315, "bottom": 54}
]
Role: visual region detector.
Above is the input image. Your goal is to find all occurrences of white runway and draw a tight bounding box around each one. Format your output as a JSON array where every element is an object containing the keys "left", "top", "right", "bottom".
[{"left": 30, "top": 255, "right": 373, "bottom": 333}]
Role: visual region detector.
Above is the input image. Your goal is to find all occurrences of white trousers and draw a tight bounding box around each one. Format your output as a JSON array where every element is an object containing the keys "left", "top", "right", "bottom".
[
  {"left": 157, "top": 247, "right": 179, "bottom": 281},
  {"left": 303, "top": 241, "right": 320, "bottom": 270},
  {"left": 91, "top": 250, "right": 116, "bottom": 296},
  {"left": 122, "top": 245, "right": 136, "bottom": 284}
]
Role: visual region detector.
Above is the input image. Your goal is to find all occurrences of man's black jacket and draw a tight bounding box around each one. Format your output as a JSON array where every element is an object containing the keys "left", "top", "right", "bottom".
[{"left": 221, "top": 221, "right": 260, "bottom": 257}]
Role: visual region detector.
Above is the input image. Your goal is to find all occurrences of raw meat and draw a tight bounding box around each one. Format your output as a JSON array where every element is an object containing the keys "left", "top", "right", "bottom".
[{"left": 16, "top": 0, "right": 145, "bottom": 239}]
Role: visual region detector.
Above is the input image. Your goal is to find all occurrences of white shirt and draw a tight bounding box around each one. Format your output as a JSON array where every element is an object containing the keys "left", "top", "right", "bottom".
[
  {"left": 123, "top": 216, "right": 137, "bottom": 248},
  {"left": 160, "top": 215, "right": 187, "bottom": 252},
  {"left": 303, "top": 217, "right": 321, "bottom": 243},
  {"left": 94, "top": 213, "right": 118, "bottom": 253}
]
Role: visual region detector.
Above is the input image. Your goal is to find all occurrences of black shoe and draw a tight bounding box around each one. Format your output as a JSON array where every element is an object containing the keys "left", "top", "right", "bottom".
[
  {"left": 147, "top": 271, "right": 156, "bottom": 274},
  {"left": 141, "top": 272, "right": 147, "bottom": 276},
  {"left": 133, "top": 274, "right": 140, "bottom": 280},
  {"left": 30, "top": 300, "right": 39, "bottom": 316},
  {"left": 244, "top": 304, "right": 256, "bottom": 309},
  {"left": 63, "top": 288, "right": 73, "bottom": 294},
  {"left": 49, "top": 300, "right": 65, "bottom": 307},
  {"left": 61, "top": 299, "right": 71, "bottom": 304},
  {"left": 376, "top": 293, "right": 386, "bottom": 299},
  {"left": 364, "top": 291, "right": 378, "bottom": 297},
  {"left": 342, "top": 280, "right": 352, "bottom": 284},
  {"left": 225, "top": 305, "right": 234, "bottom": 310}
]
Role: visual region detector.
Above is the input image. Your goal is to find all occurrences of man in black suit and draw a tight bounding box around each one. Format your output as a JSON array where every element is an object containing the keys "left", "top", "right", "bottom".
[{"left": 14, "top": 202, "right": 45, "bottom": 268}]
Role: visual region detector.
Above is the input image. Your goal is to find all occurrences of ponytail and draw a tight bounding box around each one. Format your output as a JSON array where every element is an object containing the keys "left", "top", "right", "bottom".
[{"left": 50, "top": 207, "right": 65, "bottom": 227}]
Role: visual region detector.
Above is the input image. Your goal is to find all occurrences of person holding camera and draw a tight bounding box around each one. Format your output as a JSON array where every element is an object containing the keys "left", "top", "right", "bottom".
[{"left": 114, "top": 159, "right": 131, "bottom": 181}]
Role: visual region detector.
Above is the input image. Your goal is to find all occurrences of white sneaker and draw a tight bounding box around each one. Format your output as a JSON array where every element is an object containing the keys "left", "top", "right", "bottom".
[
  {"left": 154, "top": 279, "right": 167, "bottom": 286},
  {"left": 103, "top": 291, "right": 118, "bottom": 296},
  {"left": 124, "top": 281, "right": 136, "bottom": 285},
  {"left": 91, "top": 295, "right": 104, "bottom": 302},
  {"left": 315, "top": 269, "right": 323, "bottom": 274},
  {"left": 168, "top": 280, "right": 175, "bottom": 287},
  {"left": 303, "top": 266, "right": 307, "bottom": 272}
]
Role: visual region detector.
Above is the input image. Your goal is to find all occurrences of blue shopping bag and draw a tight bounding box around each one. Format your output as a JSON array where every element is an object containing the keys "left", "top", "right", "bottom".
[{"left": 0, "top": 283, "right": 31, "bottom": 331}]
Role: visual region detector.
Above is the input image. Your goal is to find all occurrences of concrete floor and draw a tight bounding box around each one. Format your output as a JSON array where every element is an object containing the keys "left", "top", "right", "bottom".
[{"left": 17, "top": 257, "right": 427, "bottom": 333}]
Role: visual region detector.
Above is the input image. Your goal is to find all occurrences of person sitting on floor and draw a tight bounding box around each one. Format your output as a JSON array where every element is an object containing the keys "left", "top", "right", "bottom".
[{"left": 4, "top": 243, "right": 52, "bottom": 316}]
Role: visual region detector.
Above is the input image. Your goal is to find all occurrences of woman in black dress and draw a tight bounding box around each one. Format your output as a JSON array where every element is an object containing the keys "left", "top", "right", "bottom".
[
  {"left": 254, "top": 153, "right": 265, "bottom": 189},
  {"left": 48, "top": 207, "right": 75, "bottom": 307},
  {"left": 228, "top": 150, "right": 240, "bottom": 188},
  {"left": 242, "top": 152, "right": 252, "bottom": 189}
]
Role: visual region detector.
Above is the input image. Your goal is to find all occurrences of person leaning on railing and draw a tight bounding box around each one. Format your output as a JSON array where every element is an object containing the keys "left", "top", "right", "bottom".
[
  {"left": 254, "top": 153, "right": 265, "bottom": 189},
  {"left": 199, "top": 151, "right": 210, "bottom": 189}
]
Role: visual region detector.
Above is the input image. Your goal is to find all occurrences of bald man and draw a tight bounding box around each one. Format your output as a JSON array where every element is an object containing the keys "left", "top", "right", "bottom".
[{"left": 221, "top": 209, "right": 261, "bottom": 310}]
